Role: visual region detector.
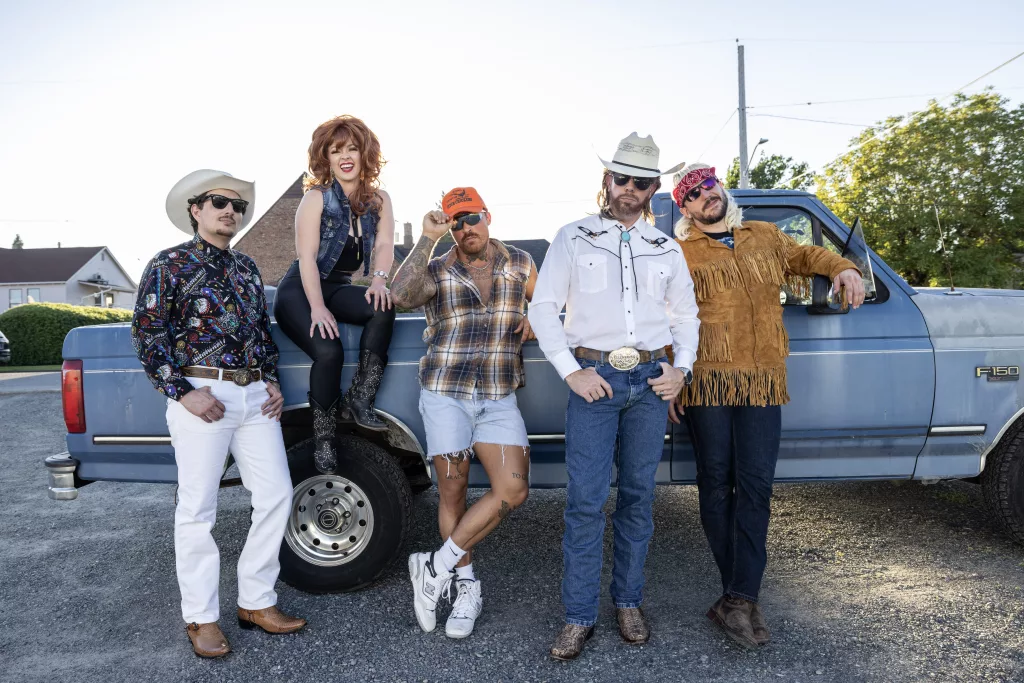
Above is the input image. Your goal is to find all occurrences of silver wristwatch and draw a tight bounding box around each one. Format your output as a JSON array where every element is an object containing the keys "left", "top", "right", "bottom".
[{"left": 373, "top": 270, "right": 389, "bottom": 281}]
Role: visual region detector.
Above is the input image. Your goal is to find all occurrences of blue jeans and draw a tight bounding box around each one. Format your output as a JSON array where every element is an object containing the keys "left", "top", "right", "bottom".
[
  {"left": 562, "top": 358, "right": 669, "bottom": 627},
  {"left": 684, "top": 404, "right": 782, "bottom": 603}
]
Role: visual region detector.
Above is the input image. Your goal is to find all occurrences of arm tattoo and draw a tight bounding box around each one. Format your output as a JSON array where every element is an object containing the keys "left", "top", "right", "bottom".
[{"left": 391, "top": 235, "right": 440, "bottom": 309}]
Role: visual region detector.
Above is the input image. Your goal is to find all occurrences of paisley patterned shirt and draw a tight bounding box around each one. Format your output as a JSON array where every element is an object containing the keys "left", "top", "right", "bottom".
[{"left": 131, "top": 234, "right": 279, "bottom": 400}]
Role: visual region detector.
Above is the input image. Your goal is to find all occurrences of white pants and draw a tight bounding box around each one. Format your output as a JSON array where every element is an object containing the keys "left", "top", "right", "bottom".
[{"left": 166, "top": 377, "right": 292, "bottom": 624}]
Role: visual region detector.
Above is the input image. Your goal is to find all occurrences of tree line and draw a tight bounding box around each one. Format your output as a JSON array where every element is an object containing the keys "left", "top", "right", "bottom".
[{"left": 724, "top": 91, "right": 1024, "bottom": 290}]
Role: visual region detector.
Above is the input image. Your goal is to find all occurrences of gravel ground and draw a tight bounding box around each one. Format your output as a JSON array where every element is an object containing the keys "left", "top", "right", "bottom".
[{"left": 3, "top": 391, "right": 1024, "bottom": 683}]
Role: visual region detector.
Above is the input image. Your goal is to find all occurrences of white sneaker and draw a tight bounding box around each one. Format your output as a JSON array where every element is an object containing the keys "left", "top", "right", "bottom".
[
  {"left": 408, "top": 552, "right": 454, "bottom": 633},
  {"left": 445, "top": 578, "right": 483, "bottom": 639}
]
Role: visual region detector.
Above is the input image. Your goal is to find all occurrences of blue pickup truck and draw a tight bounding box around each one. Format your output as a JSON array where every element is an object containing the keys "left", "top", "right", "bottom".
[{"left": 46, "top": 189, "right": 1024, "bottom": 593}]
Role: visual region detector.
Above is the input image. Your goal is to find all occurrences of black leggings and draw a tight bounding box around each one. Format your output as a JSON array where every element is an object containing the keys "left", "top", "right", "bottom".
[{"left": 274, "top": 264, "right": 396, "bottom": 407}]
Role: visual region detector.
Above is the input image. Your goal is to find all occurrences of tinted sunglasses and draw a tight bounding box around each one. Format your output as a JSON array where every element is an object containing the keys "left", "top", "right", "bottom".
[
  {"left": 685, "top": 177, "right": 718, "bottom": 202},
  {"left": 192, "top": 194, "right": 249, "bottom": 214},
  {"left": 451, "top": 212, "right": 485, "bottom": 231},
  {"left": 611, "top": 173, "right": 657, "bottom": 191}
]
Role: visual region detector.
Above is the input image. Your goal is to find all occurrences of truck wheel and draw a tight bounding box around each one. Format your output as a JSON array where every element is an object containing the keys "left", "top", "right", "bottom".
[
  {"left": 982, "top": 424, "right": 1024, "bottom": 545},
  {"left": 278, "top": 434, "right": 412, "bottom": 593}
]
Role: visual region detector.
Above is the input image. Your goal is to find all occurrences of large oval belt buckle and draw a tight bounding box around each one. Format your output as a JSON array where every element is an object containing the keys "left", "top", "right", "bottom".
[
  {"left": 608, "top": 347, "right": 640, "bottom": 371},
  {"left": 232, "top": 369, "right": 252, "bottom": 387}
]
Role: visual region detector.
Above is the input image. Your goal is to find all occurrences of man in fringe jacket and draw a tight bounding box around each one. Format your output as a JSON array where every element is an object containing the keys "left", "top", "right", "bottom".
[{"left": 668, "top": 163, "right": 864, "bottom": 649}]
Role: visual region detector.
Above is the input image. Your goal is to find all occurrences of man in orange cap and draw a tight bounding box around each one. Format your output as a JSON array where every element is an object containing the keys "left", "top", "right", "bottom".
[{"left": 392, "top": 187, "right": 537, "bottom": 639}]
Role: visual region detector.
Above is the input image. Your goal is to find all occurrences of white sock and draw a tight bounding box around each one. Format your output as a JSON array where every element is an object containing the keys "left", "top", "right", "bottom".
[
  {"left": 455, "top": 563, "right": 476, "bottom": 582},
  {"left": 436, "top": 537, "right": 466, "bottom": 574}
]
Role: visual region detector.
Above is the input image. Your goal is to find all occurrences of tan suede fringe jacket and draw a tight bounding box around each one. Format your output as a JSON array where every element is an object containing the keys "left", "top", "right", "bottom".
[{"left": 676, "top": 220, "right": 857, "bottom": 408}]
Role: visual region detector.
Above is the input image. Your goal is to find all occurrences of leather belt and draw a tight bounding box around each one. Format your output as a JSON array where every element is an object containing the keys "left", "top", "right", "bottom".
[
  {"left": 182, "top": 366, "right": 262, "bottom": 387},
  {"left": 573, "top": 346, "right": 668, "bottom": 371}
]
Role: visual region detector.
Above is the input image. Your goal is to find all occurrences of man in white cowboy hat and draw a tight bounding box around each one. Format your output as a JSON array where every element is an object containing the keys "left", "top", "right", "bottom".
[
  {"left": 131, "top": 169, "right": 305, "bottom": 658},
  {"left": 529, "top": 134, "right": 700, "bottom": 660}
]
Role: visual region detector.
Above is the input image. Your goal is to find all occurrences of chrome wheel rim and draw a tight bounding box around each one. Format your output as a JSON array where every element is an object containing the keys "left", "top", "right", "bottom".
[{"left": 284, "top": 474, "right": 375, "bottom": 566}]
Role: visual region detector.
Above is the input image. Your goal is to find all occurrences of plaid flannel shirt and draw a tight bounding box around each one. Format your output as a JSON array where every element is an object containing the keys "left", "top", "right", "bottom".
[{"left": 419, "top": 240, "right": 534, "bottom": 400}]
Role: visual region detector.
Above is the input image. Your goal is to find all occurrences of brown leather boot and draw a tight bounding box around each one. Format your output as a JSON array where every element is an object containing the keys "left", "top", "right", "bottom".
[
  {"left": 185, "top": 622, "right": 230, "bottom": 658},
  {"left": 750, "top": 602, "right": 771, "bottom": 646},
  {"left": 549, "top": 623, "right": 595, "bottom": 661},
  {"left": 237, "top": 606, "right": 307, "bottom": 634},
  {"left": 706, "top": 596, "right": 758, "bottom": 649},
  {"left": 616, "top": 607, "right": 650, "bottom": 644}
]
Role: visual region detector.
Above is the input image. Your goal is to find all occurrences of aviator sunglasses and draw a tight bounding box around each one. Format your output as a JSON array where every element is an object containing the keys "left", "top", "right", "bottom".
[
  {"left": 191, "top": 194, "right": 250, "bottom": 214},
  {"left": 685, "top": 177, "right": 719, "bottom": 203},
  {"left": 451, "top": 212, "right": 485, "bottom": 231},
  {"left": 611, "top": 172, "right": 657, "bottom": 191}
]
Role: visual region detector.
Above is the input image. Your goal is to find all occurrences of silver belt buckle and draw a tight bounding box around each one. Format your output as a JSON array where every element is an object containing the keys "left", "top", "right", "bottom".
[
  {"left": 608, "top": 347, "right": 640, "bottom": 371},
  {"left": 232, "top": 369, "right": 253, "bottom": 387}
]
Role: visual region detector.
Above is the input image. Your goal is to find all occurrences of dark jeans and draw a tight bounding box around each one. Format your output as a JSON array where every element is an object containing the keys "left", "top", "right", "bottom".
[
  {"left": 274, "top": 263, "right": 395, "bottom": 407},
  {"left": 684, "top": 404, "right": 781, "bottom": 603},
  {"left": 562, "top": 358, "right": 669, "bottom": 627}
]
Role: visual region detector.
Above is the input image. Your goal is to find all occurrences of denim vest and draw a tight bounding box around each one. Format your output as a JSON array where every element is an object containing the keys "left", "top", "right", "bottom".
[{"left": 314, "top": 180, "right": 380, "bottom": 278}]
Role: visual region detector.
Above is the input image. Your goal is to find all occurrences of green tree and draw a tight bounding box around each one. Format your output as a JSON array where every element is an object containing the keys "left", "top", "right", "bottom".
[
  {"left": 11, "top": 234, "right": 23, "bottom": 249},
  {"left": 724, "top": 153, "right": 811, "bottom": 190},
  {"left": 816, "top": 91, "right": 1024, "bottom": 289}
]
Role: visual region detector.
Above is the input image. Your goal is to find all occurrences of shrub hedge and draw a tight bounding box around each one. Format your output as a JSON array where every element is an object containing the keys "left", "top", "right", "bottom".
[{"left": 0, "top": 303, "right": 133, "bottom": 365}]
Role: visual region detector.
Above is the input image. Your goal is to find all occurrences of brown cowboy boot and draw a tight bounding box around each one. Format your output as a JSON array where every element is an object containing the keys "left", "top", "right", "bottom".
[
  {"left": 706, "top": 596, "right": 758, "bottom": 649},
  {"left": 237, "top": 606, "right": 307, "bottom": 634},
  {"left": 185, "top": 622, "right": 230, "bottom": 658},
  {"left": 616, "top": 607, "right": 650, "bottom": 644},
  {"left": 549, "top": 623, "right": 595, "bottom": 661},
  {"left": 750, "top": 602, "right": 771, "bottom": 646}
]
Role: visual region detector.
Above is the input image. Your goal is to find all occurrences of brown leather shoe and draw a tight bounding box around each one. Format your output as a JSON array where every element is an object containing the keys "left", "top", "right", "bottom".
[
  {"left": 185, "top": 622, "right": 230, "bottom": 658},
  {"left": 237, "top": 605, "right": 307, "bottom": 634},
  {"left": 706, "top": 596, "right": 758, "bottom": 650},
  {"left": 750, "top": 603, "right": 770, "bottom": 646},
  {"left": 549, "top": 623, "right": 595, "bottom": 661},
  {"left": 616, "top": 607, "right": 650, "bottom": 644}
]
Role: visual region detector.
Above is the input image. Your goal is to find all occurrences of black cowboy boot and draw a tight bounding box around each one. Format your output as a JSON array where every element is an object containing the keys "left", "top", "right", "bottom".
[
  {"left": 338, "top": 363, "right": 363, "bottom": 421},
  {"left": 341, "top": 349, "right": 388, "bottom": 432},
  {"left": 308, "top": 393, "right": 339, "bottom": 473}
]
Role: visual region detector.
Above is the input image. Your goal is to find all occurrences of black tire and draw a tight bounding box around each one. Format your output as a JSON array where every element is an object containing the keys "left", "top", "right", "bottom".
[
  {"left": 278, "top": 434, "right": 412, "bottom": 593},
  {"left": 982, "top": 422, "right": 1024, "bottom": 545}
]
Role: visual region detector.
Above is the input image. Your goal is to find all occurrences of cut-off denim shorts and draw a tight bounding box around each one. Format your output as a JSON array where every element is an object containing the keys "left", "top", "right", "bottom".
[{"left": 418, "top": 388, "right": 529, "bottom": 460}]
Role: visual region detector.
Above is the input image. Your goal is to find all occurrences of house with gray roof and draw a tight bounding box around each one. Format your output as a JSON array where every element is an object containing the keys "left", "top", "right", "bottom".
[{"left": 0, "top": 246, "right": 137, "bottom": 313}]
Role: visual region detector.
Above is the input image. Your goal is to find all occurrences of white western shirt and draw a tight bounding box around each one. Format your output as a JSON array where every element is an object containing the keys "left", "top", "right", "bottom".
[{"left": 529, "top": 214, "right": 700, "bottom": 380}]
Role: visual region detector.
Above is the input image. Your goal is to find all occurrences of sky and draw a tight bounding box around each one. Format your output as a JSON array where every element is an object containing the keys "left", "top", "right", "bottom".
[{"left": 2, "top": 0, "right": 1023, "bottom": 282}]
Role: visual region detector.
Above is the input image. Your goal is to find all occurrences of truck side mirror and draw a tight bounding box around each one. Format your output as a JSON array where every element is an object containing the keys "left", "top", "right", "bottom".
[{"left": 806, "top": 274, "right": 849, "bottom": 315}]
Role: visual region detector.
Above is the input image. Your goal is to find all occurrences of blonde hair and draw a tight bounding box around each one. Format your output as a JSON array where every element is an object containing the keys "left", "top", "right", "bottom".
[{"left": 671, "top": 165, "right": 744, "bottom": 240}]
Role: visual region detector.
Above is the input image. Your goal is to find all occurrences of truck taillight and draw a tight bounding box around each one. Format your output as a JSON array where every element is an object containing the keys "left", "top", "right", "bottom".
[{"left": 62, "top": 360, "right": 86, "bottom": 434}]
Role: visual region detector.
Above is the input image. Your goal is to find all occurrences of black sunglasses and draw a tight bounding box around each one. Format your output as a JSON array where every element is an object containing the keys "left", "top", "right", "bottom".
[
  {"left": 685, "top": 177, "right": 718, "bottom": 203},
  {"left": 611, "top": 173, "right": 658, "bottom": 191},
  {"left": 191, "top": 194, "right": 249, "bottom": 214},
  {"left": 451, "top": 212, "right": 485, "bottom": 231}
]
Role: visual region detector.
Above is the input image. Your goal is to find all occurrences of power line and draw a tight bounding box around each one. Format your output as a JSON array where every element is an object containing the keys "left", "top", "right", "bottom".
[
  {"left": 750, "top": 92, "right": 952, "bottom": 109},
  {"left": 750, "top": 113, "right": 872, "bottom": 127},
  {"left": 743, "top": 38, "right": 1024, "bottom": 46},
  {"left": 697, "top": 110, "right": 737, "bottom": 162},
  {"left": 784, "top": 48, "right": 1024, "bottom": 187}
]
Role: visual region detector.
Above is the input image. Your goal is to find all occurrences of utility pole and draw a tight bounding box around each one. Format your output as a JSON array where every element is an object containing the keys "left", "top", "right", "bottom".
[{"left": 737, "top": 41, "right": 749, "bottom": 189}]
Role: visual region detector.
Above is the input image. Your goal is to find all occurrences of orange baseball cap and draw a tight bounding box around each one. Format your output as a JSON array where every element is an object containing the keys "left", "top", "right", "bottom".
[{"left": 442, "top": 187, "right": 487, "bottom": 218}]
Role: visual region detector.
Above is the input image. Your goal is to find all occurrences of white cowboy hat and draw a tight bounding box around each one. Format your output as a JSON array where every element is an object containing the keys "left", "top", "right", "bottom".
[
  {"left": 599, "top": 132, "right": 686, "bottom": 178},
  {"left": 165, "top": 169, "right": 256, "bottom": 235}
]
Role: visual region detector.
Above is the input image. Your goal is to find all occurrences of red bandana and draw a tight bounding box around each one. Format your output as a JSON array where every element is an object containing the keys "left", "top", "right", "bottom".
[{"left": 672, "top": 166, "right": 716, "bottom": 208}]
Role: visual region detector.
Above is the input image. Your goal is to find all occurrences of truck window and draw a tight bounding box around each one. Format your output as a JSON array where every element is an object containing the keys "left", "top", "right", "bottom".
[{"left": 740, "top": 206, "right": 815, "bottom": 306}]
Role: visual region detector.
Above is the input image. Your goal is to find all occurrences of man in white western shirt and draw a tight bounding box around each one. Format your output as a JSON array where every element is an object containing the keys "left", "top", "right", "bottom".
[{"left": 529, "top": 134, "right": 700, "bottom": 661}]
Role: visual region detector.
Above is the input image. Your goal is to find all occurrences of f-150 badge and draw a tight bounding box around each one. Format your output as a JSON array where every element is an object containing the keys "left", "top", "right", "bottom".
[{"left": 976, "top": 366, "right": 1020, "bottom": 382}]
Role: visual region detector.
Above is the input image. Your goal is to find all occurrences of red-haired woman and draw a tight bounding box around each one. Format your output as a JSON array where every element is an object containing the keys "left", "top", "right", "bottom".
[{"left": 274, "top": 115, "right": 396, "bottom": 473}]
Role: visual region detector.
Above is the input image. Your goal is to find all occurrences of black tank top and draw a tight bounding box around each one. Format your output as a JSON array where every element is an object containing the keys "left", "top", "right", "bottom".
[{"left": 331, "top": 233, "right": 364, "bottom": 274}]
